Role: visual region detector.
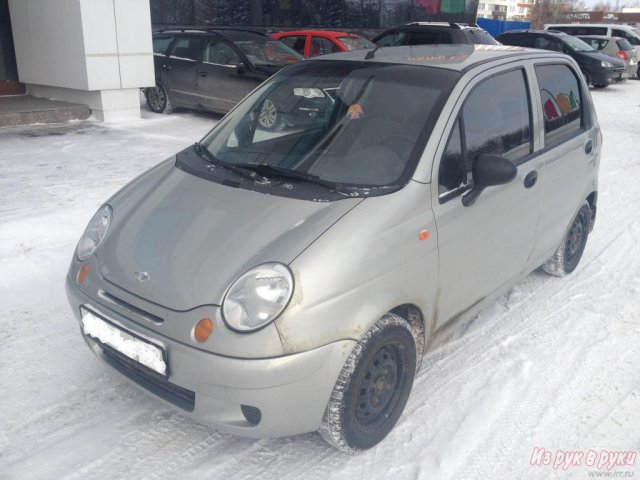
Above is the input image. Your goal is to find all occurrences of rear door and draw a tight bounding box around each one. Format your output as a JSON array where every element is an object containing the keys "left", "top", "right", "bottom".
[
  {"left": 529, "top": 61, "right": 598, "bottom": 264},
  {"left": 197, "top": 38, "right": 247, "bottom": 113},
  {"left": 431, "top": 66, "right": 544, "bottom": 327},
  {"left": 164, "top": 35, "right": 205, "bottom": 107}
]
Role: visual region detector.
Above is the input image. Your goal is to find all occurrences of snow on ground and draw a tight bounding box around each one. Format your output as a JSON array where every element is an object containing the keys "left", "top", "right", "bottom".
[{"left": 1, "top": 84, "right": 639, "bottom": 480}]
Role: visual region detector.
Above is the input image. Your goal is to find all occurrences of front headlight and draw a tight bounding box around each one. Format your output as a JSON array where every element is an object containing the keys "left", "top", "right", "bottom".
[
  {"left": 222, "top": 262, "right": 294, "bottom": 332},
  {"left": 76, "top": 205, "right": 113, "bottom": 261},
  {"left": 601, "top": 60, "right": 614, "bottom": 68}
]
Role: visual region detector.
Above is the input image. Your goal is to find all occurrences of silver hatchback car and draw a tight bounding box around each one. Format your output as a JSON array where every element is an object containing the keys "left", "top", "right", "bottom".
[{"left": 66, "top": 44, "right": 601, "bottom": 452}]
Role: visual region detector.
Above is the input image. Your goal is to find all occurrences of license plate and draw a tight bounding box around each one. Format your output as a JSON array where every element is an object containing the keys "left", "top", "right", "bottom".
[{"left": 81, "top": 308, "right": 167, "bottom": 376}]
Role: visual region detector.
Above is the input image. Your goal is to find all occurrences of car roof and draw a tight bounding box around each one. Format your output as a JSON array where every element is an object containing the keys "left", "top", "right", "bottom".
[
  {"left": 402, "top": 22, "right": 484, "bottom": 30},
  {"left": 546, "top": 23, "right": 636, "bottom": 29},
  {"left": 313, "top": 44, "right": 567, "bottom": 72},
  {"left": 153, "top": 28, "right": 267, "bottom": 39},
  {"left": 498, "top": 29, "right": 567, "bottom": 36},
  {"left": 273, "top": 30, "right": 358, "bottom": 38}
]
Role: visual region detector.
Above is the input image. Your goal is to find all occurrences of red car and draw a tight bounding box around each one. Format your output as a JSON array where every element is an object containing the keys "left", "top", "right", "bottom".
[{"left": 271, "top": 30, "right": 375, "bottom": 58}]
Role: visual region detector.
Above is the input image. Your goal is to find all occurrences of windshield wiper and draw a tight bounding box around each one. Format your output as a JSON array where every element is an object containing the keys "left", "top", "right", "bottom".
[
  {"left": 235, "top": 163, "right": 355, "bottom": 196},
  {"left": 193, "top": 142, "right": 268, "bottom": 183}
]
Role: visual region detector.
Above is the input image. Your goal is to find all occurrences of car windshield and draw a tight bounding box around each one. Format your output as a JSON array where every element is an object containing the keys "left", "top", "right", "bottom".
[
  {"left": 563, "top": 35, "right": 595, "bottom": 52},
  {"left": 232, "top": 38, "right": 303, "bottom": 66},
  {"left": 339, "top": 36, "right": 375, "bottom": 50},
  {"left": 200, "top": 61, "right": 459, "bottom": 191}
]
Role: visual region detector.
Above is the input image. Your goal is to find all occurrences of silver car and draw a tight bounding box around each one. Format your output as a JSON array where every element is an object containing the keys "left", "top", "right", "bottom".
[
  {"left": 66, "top": 44, "right": 601, "bottom": 452},
  {"left": 578, "top": 35, "right": 639, "bottom": 80}
]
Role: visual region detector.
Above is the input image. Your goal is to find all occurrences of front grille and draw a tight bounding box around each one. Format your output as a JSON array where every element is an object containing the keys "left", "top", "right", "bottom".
[{"left": 102, "top": 344, "right": 195, "bottom": 412}]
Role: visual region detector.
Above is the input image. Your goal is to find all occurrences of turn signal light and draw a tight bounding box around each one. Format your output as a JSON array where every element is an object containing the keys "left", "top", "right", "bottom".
[
  {"left": 419, "top": 230, "right": 431, "bottom": 241},
  {"left": 77, "top": 264, "right": 90, "bottom": 284},
  {"left": 194, "top": 318, "right": 213, "bottom": 342}
]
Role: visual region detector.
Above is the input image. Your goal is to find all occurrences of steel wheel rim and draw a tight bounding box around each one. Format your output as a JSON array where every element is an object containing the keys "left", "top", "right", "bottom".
[
  {"left": 149, "top": 87, "right": 165, "bottom": 112},
  {"left": 354, "top": 344, "right": 404, "bottom": 430},
  {"left": 259, "top": 99, "right": 277, "bottom": 128},
  {"left": 566, "top": 216, "right": 585, "bottom": 259}
]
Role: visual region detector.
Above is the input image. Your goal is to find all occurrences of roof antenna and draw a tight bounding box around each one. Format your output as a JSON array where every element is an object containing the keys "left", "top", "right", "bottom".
[{"left": 365, "top": 46, "right": 380, "bottom": 60}]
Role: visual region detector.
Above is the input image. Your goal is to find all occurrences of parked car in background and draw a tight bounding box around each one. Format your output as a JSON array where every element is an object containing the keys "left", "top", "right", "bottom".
[
  {"left": 68, "top": 44, "right": 600, "bottom": 452},
  {"left": 496, "top": 30, "right": 625, "bottom": 88},
  {"left": 546, "top": 23, "right": 640, "bottom": 78},
  {"left": 545, "top": 23, "right": 640, "bottom": 48},
  {"left": 272, "top": 30, "right": 375, "bottom": 57},
  {"left": 577, "top": 35, "right": 638, "bottom": 80},
  {"left": 373, "top": 22, "right": 498, "bottom": 46},
  {"left": 146, "top": 28, "right": 302, "bottom": 128}
]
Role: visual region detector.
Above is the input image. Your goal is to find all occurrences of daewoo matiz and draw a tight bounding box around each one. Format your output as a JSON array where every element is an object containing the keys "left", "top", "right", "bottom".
[{"left": 66, "top": 44, "right": 600, "bottom": 452}]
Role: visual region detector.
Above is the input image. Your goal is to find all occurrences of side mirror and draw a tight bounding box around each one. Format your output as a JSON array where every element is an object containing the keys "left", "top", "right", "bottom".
[
  {"left": 462, "top": 154, "right": 517, "bottom": 207},
  {"left": 236, "top": 61, "right": 247, "bottom": 75}
]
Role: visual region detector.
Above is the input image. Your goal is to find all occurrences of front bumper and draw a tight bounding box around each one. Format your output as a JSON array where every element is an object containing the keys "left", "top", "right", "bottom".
[
  {"left": 66, "top": 277, "right": 356, "bottom": 438},
  {"left": 589, "top": 67, "right": 624, "bottom": 85}
]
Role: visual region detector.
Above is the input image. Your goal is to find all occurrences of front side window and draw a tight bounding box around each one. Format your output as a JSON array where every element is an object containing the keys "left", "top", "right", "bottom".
[
  {"left": 197, "top": 61, "right": 459, "bottom": 196},
  {"left": 535, "top": 64, "right": 583, "bottom": 147},
  {"left": 233, "top": 38, "right": 302, "bottom": 67},
  {"left": 438, "top": 69, "right": 532, "bottom": 200},
  {"left": 170, "top": 36, "right": 205, "bottom": 61},
  {"left": 375, "top": 30, "right": 407, "bottom": 46},
  {"left": 309, "top": 36, "right": 341, "bottom": 57},
  {"left": 534, "top": 36, "right": 565, "bottom": 52},
  {"left": 204, "top": 40, "right": 240, "bottom": 65}
]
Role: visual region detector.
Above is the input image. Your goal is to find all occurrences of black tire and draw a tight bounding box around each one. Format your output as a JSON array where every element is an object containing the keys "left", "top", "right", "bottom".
[
  {"left": 146, "top": 84, "right": 173, "bottom": 114},
  {"left": 257, "top": 98, "right": 284, "bottom": 131},
  {"left": 542, "top": 202, "right": 591, "bottom": 277},
  {"left": 583, "top": 71, "right": 591, "bottom": 87},
  {"left": 319, "top": 313, "right": 417, "bottom": 452},
  {"left": 592, "top": 83, "right": 608, "bottom": 89}
]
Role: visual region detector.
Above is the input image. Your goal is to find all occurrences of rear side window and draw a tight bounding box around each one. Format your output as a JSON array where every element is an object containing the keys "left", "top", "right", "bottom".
[
  {"left": 535, "top": 64, "right": 583, "bottom": 147},
  {"left": 153, "top": 36, "right": 173, "bottom": 55},
  {"left": 438, "top": 69, "right": 532, "bottom": 200},
  {"left": 534, "top": 36, "right": 564, "bottom": 52}
]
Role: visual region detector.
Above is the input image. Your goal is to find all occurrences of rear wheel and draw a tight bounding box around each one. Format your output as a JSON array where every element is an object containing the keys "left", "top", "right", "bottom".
[
  {"left": 257, "top": 98, "right": 284, "bottom": 131},
  {"left": 542, "top": 202, "right": 591, "bottom": 276},
  {"left": 319, "top": 314, "right": 417, "bottom": 452}
]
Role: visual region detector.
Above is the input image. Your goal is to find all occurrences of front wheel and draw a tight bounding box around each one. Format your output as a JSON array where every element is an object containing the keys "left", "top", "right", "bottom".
[
  {"left": 319, "top": 313, "right": 417, "bottom": 452},
  {"left": 542, "top": 202, "right": 591, "bottom": 276},
  {"left": 146, "top": 84, "right": 173, "bottom": 114}
]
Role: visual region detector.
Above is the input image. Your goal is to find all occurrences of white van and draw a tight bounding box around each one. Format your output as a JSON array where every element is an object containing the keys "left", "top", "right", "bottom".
[{"left": 545, "top": 23, "right": 640, "bottom": 47}]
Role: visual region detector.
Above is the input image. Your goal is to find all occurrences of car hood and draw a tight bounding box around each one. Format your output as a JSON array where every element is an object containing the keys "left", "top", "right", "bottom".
[
  {"left": 580, "top": 50, "right": 625, "bottom": 67},
  {"left": 97, "top": 161, "right": 362, "bottom": 310}
]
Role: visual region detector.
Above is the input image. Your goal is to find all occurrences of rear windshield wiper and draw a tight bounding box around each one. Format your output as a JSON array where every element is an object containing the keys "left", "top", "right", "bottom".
[
  {"left": 235, "top": 163, "right": 355, "bottom": 196},
  {"left": 193, "top": 142, "right": 268, "bottom": 184}
]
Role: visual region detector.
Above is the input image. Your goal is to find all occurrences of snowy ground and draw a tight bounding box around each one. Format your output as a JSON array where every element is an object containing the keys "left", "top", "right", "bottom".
[{"left": 1, "top": 84, "right": 639, "bottom": 480}]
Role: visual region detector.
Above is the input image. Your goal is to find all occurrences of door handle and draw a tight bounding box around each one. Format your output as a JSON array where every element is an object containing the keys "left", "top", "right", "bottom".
[
  {"left": 162, "top": 64, "right": 171, "bottom": 71},
  {"left": 198, "top": 70, "right": 207, "bottom": 77},
  {"left": 524, "top": 170, "right": 538, "bottom": 189},
  {"left": 585, "top": 139, "right": 594, "bottom": 154}
]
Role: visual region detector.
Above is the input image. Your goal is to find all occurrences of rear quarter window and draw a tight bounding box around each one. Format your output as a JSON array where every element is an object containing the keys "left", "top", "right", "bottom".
[{"left": 535, "top": 64, "right": 584, "bottom": 147}]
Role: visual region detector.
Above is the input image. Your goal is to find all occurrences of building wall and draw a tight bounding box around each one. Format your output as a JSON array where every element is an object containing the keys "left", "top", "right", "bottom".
[
  {"left": 9, "top": 0, "right": 155, "bottom": 119},
  {"left": 150, "top": 0, "right": 480, "bottom": 30}
]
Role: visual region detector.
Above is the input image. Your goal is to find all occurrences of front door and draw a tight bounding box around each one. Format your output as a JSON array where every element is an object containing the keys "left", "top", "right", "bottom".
[
  {"left": 162, "top": 35, "right": 205, "bottom": 108},
  {"left": 197, "top": 39, "right": 247, "bottom": 113},
  {"left": 431, "top": 67, "right": 544, "bottom": 328}
]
